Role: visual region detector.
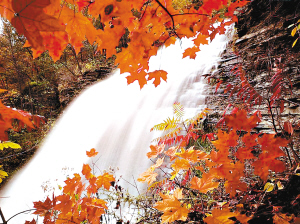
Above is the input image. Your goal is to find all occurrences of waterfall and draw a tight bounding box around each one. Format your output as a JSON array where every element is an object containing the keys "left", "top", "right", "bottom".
[{"left": 0, "top": 29, "right": 232, "bottom": 223}]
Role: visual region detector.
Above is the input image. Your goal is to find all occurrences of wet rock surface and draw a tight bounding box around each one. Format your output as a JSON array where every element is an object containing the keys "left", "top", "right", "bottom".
[{"left": 205, "top": 0, "right": 300, "bottom": 134}]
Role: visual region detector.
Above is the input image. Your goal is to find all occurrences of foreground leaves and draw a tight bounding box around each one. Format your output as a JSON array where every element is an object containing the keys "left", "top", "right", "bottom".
[
  {"left": 154, "top": 188, "right": 189, "bottom": 223},
  {"left": 0, "top": 0, "right": 250, "bottom": 88},
  {"left": 27, "top": 149, "right": 114, "bottom": 224},
  {"left": 204, "top": 207, "right": 251, "bottom": 224}
]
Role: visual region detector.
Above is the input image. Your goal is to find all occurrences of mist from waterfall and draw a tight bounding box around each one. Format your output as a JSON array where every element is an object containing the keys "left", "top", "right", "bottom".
[{"left": 0, "top": 28, "right": 232, "bottom": 223}]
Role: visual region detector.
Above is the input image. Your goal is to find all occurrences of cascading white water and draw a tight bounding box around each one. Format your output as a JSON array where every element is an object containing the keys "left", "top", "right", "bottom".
[{"left": 0, "top": 29, "right": 232, "bottom": 223}]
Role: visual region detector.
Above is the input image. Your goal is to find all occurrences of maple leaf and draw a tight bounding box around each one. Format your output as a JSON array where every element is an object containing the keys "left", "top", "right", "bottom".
[
  {"left": 171, "top": 158, "right": 191, "bottom": 173},
  {"left": 11, "top": 0, "right": 65, "bottom": 50},
  {"left": 224, "top": 109, "right": 261, "bottom": 131},
  {"left": 25, "top": 219, "right": 37, "bottom": 224},
  {"left": 82, "top": 163, "right": 93, "bottom": 180},
  {"left": 137, "top": 168, "right": 158, "bottom": 185},
  {"left": 0, "top": 100, "right": 36, "bottom": 140},
  {"left": 242, "top": 132, "right": 258, "bottom": 148},
  {"left": 59, "top": 7, "right": 102, "bottom": 54},
  {"left": 178, "top": 147, "right": 208, "bottom": 163},
  {"left": 235, "top": 146, "right": 256, "bottom": 162},
  {"left": 154, "top": 188, "right": 189, "bottom": 223},
  {"left": 54, "top": 194, "right": 73, "bottom": 215},
  {"left": 147, "top": 70, "right": 168, "bottom": 87},
  {"left": 253, "top": 154, "right": 286, "bottom": 181},
  {"left": 182, "top": 46, "right": 200, "bottom": 59},
  {"left": 33, "top": 196, "right": 56, "bottom": 223},
  {"left": 225, "top": 180, "right": 248, "bottom": 197},
  {"left": 193, "top": 34, "right": 209, "bottom": 47},
  {"left": 151, "top": 157, "right": 165, "bottom": 170},
  {"left": 0, "top": 0, "right": 14, "bottom": 21},
  {"left": 33, "top": 196, "right": 55, "bottom": 215},
  {"left": 212, "top": 130, "right": 239, "bottom": 153},
  {"left": 190, "top": 172, "right": 219, "bottom": 193},
  {"left": 164, "top": 146, "right": 178, "bottom": 161},
  {"left": 147, "top": 143, "right": 165, "bottom": 159},
  {"left": 86, "top": 148, "right": 98, "bottom": 157},
  {"left": 126, "top": 70, "right": 148, "bottom": 89},
  {"left": 96, "top": 172, "right": 115, "bottom": 190},
  {"left": 87, "top": 176, "right": 98, "bottom": 195},
  {"left": 273, "top": 213, "right": 294, "bottom": 224},
  {"left": 204, "top": 207, "right": 251, "bottom": 224}
]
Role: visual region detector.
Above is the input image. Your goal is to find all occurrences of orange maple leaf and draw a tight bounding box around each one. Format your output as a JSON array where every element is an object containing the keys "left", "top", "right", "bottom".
[
  {"left": 212, "top": 129, "right": 239, "bottom": 152},
  {"left": 86, "top": 148, "right": 98, "bottom": 157},
  {"left": 154, "top": 188, "right": 189, "bottom": 223},
  {"left": 82, "top": 163, "right": 93, "bottom": 180},
  {"left": 63, "top": 173, "right": 84, "bottom": 196},
  {"left": 151, "top": 157, "right": 165, "bottom": 170},
  {"left": 164, "top": 146, "right": 178, "bottom": 161},
  {"left": 147, "top": 143, "right": 165, "bottom": 159},
  {"left": 0, "top": 100, "right": 37, "bottom": 140},
  {"left": 178, "top": 147, "right": 208, "bottom": 163},
  {"left": 193, "top": 34, "right": 209, "bottom": 47},
  {"left": 182, "top": 46, "right": 200, "bottom": 59},
  {"left": 253, "top": 153, "right": 286, "bottom": 181},
  {"left": 204, "top": 207, "right": 251, "bottom": 224},
  {"left": 137, "top": 168, "right": 158, "bottom": 185},
  {"left": 11, "top": 0, "right": 65, "bottom": 50},
  {"left": 33, "top": 196, "right": 55, "bottom": 216},
  {"left": 54, "top": 194, "right": 73, "bottom": 215},
  {"left": 235, "top": 146, "right": 256, "bottom": 162},
  {"left": 25, "top": 219, "right": 37, "bottom": 224},
  {"left": 96, "top": 172, "right": 115, "bottom": 190},
  {"left": 147, "top": 70, "right": 168, "bottom": 87},
  {"left": 190, "top": 172, "right": 219, "bottom": 193},
  {"left": 171, "top": 158, "right": 191, "bottom": 173},
  {"left": 225, "top": 109, "right": 261, "bottom": 131}
]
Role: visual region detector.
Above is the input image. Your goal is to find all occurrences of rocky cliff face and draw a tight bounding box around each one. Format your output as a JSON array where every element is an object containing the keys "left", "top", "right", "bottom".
[{"left": 206, "top": 0, "right": 300, "bottom": 133}]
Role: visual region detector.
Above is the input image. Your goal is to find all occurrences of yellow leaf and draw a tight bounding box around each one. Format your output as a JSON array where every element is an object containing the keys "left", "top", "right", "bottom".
[
  {"left": 276, "top": 181, "right": 284, "bottom": 190},
  {"left": 5, "top": 141, "right": 21, "bottom": 149},
  {"left": 264, "top": 182, "right": 274, "bottom": 192},
  {"left": 171, "top": 159, "right": 191, "bottom": 172},
  {"left": 292, "top": 38, "right": 298, "bottom": 48},
  {"left": 0, "top": 167, "right": 8, "bottom": 183},
  {"left": 291, "top": 27, "right": 297, "bottom": 36},
  {"left": 0, "top": 141, "right": 21, "bottom": 150},
  {"left": 154, "top": 188, "right": 189, "bottom": 223}
]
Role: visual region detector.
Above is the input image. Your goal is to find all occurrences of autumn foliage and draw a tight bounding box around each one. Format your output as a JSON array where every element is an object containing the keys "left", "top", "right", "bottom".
[
  {"left": 25, "top": 148, "right": 114, "bottom": 224},
  {"left": 136, "top": 104, "right": 299, "bottom": 223},
  {"left": 0, "top": 98, "right": 45, "bottom": 183},
  {"left": 0, "top": 0, "right": 249, "bottom": 88},
  {"left": 3, "top": 0, "right": 300, "bottom": 223}
]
